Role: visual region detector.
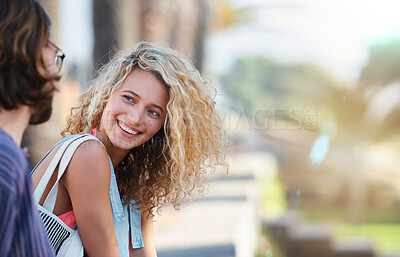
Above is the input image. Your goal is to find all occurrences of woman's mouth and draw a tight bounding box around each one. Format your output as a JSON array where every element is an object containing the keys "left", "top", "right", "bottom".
[{"left": 117, "top": 120, "right": 140, "bottom": 135}]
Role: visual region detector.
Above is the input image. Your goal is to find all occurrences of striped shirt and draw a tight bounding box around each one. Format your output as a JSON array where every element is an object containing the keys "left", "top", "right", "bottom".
[{"left": 0, "top": 128, "right": 55, "bottom": 257}]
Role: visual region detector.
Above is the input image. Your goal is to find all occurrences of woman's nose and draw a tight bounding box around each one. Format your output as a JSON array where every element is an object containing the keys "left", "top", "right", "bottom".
[{"left": 127, "top": 107, "right": 144, "bottom": 125}]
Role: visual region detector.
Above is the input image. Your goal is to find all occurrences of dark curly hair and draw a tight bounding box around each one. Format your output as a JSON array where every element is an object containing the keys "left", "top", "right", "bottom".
[{"left": 0, "top": 0, "right": 59, "bottom": 123}]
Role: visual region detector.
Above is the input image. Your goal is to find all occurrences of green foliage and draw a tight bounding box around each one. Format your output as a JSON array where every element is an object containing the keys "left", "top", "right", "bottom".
[
  {"left": 219, "top": 52, "right": 400, "bottom": 142},
  {"left": 220, "top": 57, "right": 341, "bottom": 120},
  {"left": 261, "top": 176, "right": 287, "bottom": 220},
  {"left": 359, "top": 38, "right": 400, "bottom": 87},
  {"left": 336, "top": 223, "right": 400, "bottom": 253}
]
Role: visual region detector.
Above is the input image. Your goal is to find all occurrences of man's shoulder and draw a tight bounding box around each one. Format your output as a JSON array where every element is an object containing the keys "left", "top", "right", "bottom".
[
  {"left": 0, "top": 132, "right": 28, "bottom": 194},
  {"left": 0, "top": 131, "right": 25, "bottom": 160},
  {"left": 0, "top": 142, "right": 27, "bottom": 173}
]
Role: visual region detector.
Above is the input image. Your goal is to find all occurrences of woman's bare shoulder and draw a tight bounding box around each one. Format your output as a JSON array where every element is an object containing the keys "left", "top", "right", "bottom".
[
  {"left": 66, "top": 139, "right": 111, "bottom": 179},
  {"left": 72, "top": 138, "right": 108, "bottom": 158}
]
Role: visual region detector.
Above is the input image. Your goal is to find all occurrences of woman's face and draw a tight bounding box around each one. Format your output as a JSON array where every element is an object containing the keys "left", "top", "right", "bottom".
[{"left": 99, "top": 68, "right": 169, "bottom": 156}]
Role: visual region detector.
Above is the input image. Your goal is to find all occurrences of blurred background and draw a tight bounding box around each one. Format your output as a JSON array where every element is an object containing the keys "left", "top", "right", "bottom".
[{"left": 24, "top": 0, "right": 400, "bottom": 256}]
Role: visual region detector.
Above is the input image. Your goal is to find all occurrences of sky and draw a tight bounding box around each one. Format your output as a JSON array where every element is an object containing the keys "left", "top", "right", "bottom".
[
  {"left": 60, "top": 0, "right": 93, "bottom": 68},
  {"left": 204, "top": 0, "right": 400, "bottom": 85}
]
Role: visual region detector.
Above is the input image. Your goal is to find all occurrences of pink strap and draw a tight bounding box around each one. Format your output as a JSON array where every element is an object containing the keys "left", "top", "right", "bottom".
[{"left": 92, "top": 128, "right": 97, "bottom": 137}]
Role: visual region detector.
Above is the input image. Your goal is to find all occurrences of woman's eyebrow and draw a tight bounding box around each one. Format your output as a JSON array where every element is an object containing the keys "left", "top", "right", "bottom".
[
  {"left": 122, "top": 90, "right": 140, "bottom": 99},
  {"left": 122, "top": 90, "right": 165, "bottom": 115},
  {"left": 151, "top": 103, "right": 165, "bottom": 115}
]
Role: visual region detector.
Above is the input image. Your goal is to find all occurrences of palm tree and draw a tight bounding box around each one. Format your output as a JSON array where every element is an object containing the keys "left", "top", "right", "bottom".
[{"left": 93, "top": 0, "right": 117, "bottom": 70}]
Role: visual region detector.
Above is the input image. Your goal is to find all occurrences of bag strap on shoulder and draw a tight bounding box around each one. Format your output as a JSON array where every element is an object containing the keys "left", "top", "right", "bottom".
[
  {"left": 33, "top": 134, "right": 103, "bottom": 212},
  {"left": 33, "top": 135, "right": 85, "bottom": 204}
]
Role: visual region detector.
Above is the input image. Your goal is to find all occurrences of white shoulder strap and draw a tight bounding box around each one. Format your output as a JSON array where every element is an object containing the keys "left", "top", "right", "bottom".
[
  {"left": 34, "top": 134, "right": 103, "bottom": 212},
  {"left": 33, "top": 135, "right": 85, "bottom": 204}
]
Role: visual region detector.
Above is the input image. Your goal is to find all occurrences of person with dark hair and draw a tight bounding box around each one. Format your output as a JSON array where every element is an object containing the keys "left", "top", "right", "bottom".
[{"left": 0, "top": 0, "right": 64, "bottom": 256}]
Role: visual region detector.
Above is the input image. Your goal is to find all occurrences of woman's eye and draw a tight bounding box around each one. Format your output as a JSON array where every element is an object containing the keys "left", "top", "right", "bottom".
[
  {"left": 148, "top": 109, "right": 160, "bottom": 117},
  {"left": 123, "top": 95, "right": 134, "bottom": 102}
]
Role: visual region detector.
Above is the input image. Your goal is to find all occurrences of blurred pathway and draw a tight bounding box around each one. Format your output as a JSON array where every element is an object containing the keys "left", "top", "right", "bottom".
[{"left": 154, "top": 151, "right": 277, "bottom": 257}]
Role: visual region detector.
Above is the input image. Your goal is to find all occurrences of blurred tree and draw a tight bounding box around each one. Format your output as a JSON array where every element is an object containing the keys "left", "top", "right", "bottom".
[
  {"left": 193, "top": 0, "right": 209, "bottom": 72},
  {"left": 209, "top": 0, "right": 254, "bottom": 30},
  {"left": 39, "top": 0, "right": 60, "bottom": 40},
  {"left": 93, "top": 0, "right": 117, "bottom": 70},
  {"left": 139, "top": 0, "right": 154, "bottom": 40},
  {"left": 94, "top": 0, "right": 207, "bottom": 72},
  {"left": 219, "top": 53, "right": 400, "bottom": 143},
  {"left": 167, "top": 4, "right": 180, "bottom": 48},
  {"left": 359, "top": 39, "right": 400, "bottom": 87},
  {"left": 358, "top": 39, "right": 400, "bottom": 141},
  {"left": 220, "top": 57, "right": 340, "bottom": 122}
]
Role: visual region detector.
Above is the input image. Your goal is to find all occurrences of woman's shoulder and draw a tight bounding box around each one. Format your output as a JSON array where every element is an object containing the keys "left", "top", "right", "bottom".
[
  {"left": 61, "top": 133, "right": 104, "bottom": 153},
  {"left": 61, "top": 135, "right": 112, "bottom": 191},
  {"left": 66, "top": 134, "right": 110, "bottom": 173},
  {"left": 71, "top": 136, "right": 108, "bottom": 161}
]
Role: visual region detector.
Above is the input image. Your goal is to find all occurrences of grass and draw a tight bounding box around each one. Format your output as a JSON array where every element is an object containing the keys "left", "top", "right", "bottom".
[
  {"left": 299, "top": 204, "right": 400, "bottom": 254},
  {"left": 256, "top": 225, "right": 286, "bottom": 257},
  {"left": 259, "top": 176, "right": 400, "bottom": 255},
  {"left": 257, "top": 176, "right": 287, "bottom": 257},
  {"left": 335, "top": 223, "right": 400, "bottom": 253},
  {"left": 299, "top": 204, "right": 400, "bottom": 223}
]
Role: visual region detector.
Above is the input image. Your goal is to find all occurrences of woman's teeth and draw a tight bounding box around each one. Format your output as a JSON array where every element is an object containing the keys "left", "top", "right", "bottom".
[{"left": 119, "top": 121, "right": 138, "bottom": 135}]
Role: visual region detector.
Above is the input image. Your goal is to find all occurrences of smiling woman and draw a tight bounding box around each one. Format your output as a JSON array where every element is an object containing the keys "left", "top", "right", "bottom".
[
  {"left": 98, "top": 68, "right": 169, "bottom": 162},
  {"left": 31, "top": 41, "right": 229, "bottom": 257}
]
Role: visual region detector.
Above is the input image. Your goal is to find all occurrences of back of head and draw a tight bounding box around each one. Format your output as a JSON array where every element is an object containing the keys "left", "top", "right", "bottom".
[{"left": 0, "top": 0, "right": 58, "bottom": 123}]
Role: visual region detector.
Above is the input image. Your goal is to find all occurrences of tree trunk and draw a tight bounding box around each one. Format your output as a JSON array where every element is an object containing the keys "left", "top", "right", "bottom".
[
  {"left": 193, "top": 0, "right": 209, "bottom": 73},
  {"left": 139, "top": 0, "right": 153, "bottom": 40},
  {"left": 93, "top": 0, "right": 117, "bottom": 71},
  {"left": 168, "top": 4, "right": 180, "bottom": 49}
]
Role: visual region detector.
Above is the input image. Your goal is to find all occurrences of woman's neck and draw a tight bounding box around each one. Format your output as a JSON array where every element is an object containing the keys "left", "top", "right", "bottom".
[{"left": 94, "top": 129, "right": 129, "bottom": 168}]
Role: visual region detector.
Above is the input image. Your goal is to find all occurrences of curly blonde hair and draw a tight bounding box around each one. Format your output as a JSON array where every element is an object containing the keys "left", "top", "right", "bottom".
[{"left": 62, "top": 42, "right": 228, "bottom": 218}]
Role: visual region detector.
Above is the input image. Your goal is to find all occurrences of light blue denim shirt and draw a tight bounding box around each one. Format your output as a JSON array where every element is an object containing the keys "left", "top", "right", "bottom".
[
  {"left": 108, "top": 157, "right": 144, "bottom": 256},
  {"left": 32, "top": 134, "right": 144, "bottom": 257}
]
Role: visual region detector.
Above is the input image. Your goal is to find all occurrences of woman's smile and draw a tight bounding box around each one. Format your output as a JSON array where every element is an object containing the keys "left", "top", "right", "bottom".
[{"left": 117, "top": 120, "right": 141, "bottom": 136}]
